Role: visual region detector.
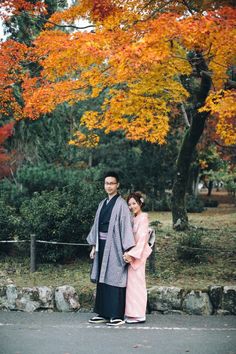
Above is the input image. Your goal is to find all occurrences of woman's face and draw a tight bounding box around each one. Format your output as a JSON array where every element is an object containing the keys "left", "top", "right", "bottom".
[{"left": 128, "top": 197, "right": 141, "bottom": 215}]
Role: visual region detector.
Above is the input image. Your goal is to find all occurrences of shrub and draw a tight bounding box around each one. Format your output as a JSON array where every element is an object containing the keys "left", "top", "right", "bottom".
[
  {"left": 186, "top": 195, "right": 205, "bottom": 212},
  {"left": 0, "top": 199, "right": 21, "bottom": 254},
  {"left": 15, "top": 163, "right": 84, "bottom": 194},
  {"left": 0, "top": 179, "right": 29, "bottom": 209},
  {"left": 0, "top": 164, "right": 106, "bottom": 262},
  {"left": 204, "top": 199, "right": 219, "bottom": 208},
  {"left": 176, "top": 229, "right": 207, "bottom": 263},
  {"left": 19, "top": 182, "right": 104, "bottom": 263},
  {"left": 225, "top": 179, "right": 236, "bottom": 196}
]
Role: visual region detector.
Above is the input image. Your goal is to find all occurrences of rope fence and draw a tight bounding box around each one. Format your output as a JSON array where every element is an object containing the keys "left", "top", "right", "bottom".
[
  {"left": 0, "top": 240, "right": 28, "bottom": 243},
  {"left": 36, "top": 240, "right": 89, "bottom": 246},
  {"left": 0, "top": 235, "right": 90, "bottom": 273},
  {"left": 0, "top": 234, "right": 234, "bottom": 273}
]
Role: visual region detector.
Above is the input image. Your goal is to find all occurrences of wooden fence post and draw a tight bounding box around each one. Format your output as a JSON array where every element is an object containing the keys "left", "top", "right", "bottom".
[
  {"left": 149, "top": 242, "right": 156, "bottom": 274},
  {"left": 30, "top": 234, "right": 36, "bottom": 272}
]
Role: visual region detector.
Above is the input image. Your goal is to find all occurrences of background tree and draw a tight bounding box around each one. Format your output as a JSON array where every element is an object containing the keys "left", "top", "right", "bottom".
[
  {"left": 0, "top": 0, "right": 70, "bottom": 165},
  {"left": 0, "top": 122, "right": 15, "bottom": 179},
  {"left": 1, "top": 0, "right": 236, "bottom": 230}
]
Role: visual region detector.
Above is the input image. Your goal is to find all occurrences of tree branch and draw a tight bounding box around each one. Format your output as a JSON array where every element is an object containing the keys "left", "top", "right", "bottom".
[
  {"left": 181, "top": 0, "right": 195, "bottom": 15},
  {"left": 225, "top": 79, "right": 236, "bottom": 89},
  {"left": 138, "top": 0, "right": 156, "bottom": 14},
  {"left": 180, "top": 103, "right": 190, "bottom": 127},
  {"left": 214, "top": 140, "right": 236, "bottom": 149},
  {"left": 23, "top": 11, "right": 95, "bottom": 31}
]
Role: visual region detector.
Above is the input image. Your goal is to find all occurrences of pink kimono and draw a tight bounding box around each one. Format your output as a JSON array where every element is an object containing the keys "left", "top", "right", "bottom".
[{"left": 125, "top": 212, "right": 152, "bottom": 318}]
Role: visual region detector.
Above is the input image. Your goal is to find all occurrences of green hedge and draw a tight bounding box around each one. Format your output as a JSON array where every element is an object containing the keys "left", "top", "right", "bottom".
[
  {"left": 0, "top": 199, "right": 21, "bottom": 254},
  {"left": 0, "top": 164, "right": 105, "bottom": 262},
  {"left": 18, "top": 184, "right": 103, "bottom": 262}
]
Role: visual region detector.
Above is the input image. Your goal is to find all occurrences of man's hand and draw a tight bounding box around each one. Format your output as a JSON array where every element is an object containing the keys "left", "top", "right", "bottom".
[
  {"left": 90, "top": 246, "right": 95, "bottom": 259},
  {"left": 123, "top": 252, "right": 133, "bottom": 263}
]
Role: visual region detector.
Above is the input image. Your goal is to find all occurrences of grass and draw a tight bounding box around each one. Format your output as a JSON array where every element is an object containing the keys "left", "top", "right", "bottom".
[
  {"left": 147, "top": 201, "right": 236, "bottom": 289},
  {"left": 0, "top": 196, "right": 235, "bottom": 307}
]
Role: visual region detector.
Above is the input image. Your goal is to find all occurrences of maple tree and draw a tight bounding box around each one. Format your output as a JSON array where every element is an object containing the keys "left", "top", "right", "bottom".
[
  {"left": 0, "top": 122, "right": 14, "bottom": 160},
  {"left": 0, "top": 0, "right": 46, "bottom": 19},
  {"left": 0, "top": 0, "right": 68, "bottom": 167},
  {"left": 0, "top": 122, "right": 15, "bottom": 178},
  {"left": 0, "top": 40, "right": 28, "bottom": 120},
  {"left": 1, "top": 0, "right": 236, "bottom": 229}
]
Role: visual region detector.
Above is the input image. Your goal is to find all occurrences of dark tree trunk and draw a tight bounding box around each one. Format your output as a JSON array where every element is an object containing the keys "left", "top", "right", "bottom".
[
  {"left": 172, "top": 52, "right": 211, "bottom": 230},
  {"left": 207, "top": 180, "right": 214, "bottom": 196}
]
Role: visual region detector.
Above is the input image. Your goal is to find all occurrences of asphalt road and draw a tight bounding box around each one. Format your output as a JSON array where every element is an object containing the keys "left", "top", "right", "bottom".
[{"left": 0, "top": 312, "right": 236, "bottom": 354}]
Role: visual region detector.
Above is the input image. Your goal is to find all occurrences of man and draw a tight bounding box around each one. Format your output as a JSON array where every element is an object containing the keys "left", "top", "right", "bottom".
[{"left": 87, "top": 171, "right": 135, "bottom": 326}]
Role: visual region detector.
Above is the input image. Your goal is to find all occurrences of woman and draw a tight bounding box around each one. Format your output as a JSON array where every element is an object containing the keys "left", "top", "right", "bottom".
[{"left": 123, "top": 192, "right": 152, "bottom": 324}]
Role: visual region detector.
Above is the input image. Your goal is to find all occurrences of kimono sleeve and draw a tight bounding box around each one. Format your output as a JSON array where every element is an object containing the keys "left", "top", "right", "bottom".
[
  {"left": 86, "top": 221, "right": 96, "bottom": 245},
  {"left": 86, "top": 204, "right": 101, "bottom": 245},
  {"left": 127, "top": 213, "right": 149, "bottom": 259},
  {"left": 119, "top": 202, "right": 135, "bottom": 251}
]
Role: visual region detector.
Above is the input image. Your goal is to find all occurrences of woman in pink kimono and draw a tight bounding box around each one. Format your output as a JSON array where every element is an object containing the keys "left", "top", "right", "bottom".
[{"left": 123, "top": 192, "right": 152, "bottom": 324}]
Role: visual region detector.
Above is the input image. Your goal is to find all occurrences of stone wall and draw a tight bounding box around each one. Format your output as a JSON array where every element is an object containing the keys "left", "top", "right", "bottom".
[
  {"left": 0, "top": 285, "right": 80, "bottom": 313},
  {"left": 147, "top": 285, "right": 236, "bottom": 315},
  {"left": 0, "top": 284, "right": 235, "bottom": 315}
]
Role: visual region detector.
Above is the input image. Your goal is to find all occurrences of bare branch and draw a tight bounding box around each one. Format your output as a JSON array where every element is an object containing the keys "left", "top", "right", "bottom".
[
  {"left": 181, "top": 0, "right": 195, "bottom": 15},
  {"left": 23, "top": 11, "right": 95, "bottom": 31},
  {"left": 44, "top": 18, "right": 95, "bottom": 31},
  {"left": 211, "top": 60, "right": 229, "bottom": 69},
  {"left": 214, "top": 140, "right": 236, "bottom": 149},
  {"left": 200, "top": 70, "right": 212, "bottom": 78},
  {"left": 171, "top": 54, "right": 189, "bottom": 61}
]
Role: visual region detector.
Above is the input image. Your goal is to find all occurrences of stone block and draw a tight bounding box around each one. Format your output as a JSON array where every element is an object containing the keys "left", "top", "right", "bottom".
[{"left": 183, "top": 290, "right": 213, "bottom": 315}]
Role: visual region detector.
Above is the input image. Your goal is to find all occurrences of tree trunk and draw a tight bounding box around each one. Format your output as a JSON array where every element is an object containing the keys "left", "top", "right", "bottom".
[
  {"left": 188, "top": 163, "right": 200, "bottom": 197},
  {"left": 172, "top": 52, "right": 211, "bottom": 230},
  {"left": 193, "top": 170, "right": 200, "bottom": 197},
  {"left": 207, "top": 180, "right": 213, "bottom": 197}
]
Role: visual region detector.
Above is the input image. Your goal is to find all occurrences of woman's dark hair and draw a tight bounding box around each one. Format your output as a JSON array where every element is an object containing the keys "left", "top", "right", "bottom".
[
  {"left": 127, "top": 192, "right": 145, "bottom": 208},
  {"left": 104, "top": 171, "right": 120, "bottom": 183}
]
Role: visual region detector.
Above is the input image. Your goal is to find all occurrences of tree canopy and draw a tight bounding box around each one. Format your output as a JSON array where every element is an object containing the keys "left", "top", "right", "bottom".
[{"left": 1, "top": 0, "right": 235, "bottom": 146}]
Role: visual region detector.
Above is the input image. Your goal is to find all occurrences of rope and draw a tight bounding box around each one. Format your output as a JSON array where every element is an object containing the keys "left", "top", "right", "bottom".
[
  {"left": 0, "top": 240, "right": 27, "bottom": 243},
  {"left": 0, "top": 239, "right": 88, "bottom": 246},
  {"left": 36, "top": 240, "right": 89, "bottom": 246},
  {"left": 0, "top": 240, "right": 234, "bottom": 253},
  {"left": 156, "top": 243, "right": 235, "bottom": 253}
]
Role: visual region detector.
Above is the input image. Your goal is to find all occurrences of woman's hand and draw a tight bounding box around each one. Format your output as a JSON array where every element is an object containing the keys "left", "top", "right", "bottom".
[
  {"left": 90, "top": 246, "right": 95, "bottom": 260},
  {"left": 123, "top": 252, "right": 133, "bottom": 263}
]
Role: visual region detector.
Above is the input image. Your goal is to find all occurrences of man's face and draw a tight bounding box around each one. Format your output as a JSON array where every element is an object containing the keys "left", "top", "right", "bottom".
[{"left": 104, "top": 176, "right": 119, "bottom": 197}]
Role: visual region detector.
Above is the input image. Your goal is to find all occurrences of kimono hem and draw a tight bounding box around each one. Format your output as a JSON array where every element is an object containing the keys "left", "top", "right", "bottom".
[{"left": 125, "top": 212, "right": 152, "bottom": 318}]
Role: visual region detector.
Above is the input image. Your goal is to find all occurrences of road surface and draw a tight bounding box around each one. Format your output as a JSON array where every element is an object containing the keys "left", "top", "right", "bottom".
[{"left": 0, "top": 312, "right": 235, "bottom": 354}]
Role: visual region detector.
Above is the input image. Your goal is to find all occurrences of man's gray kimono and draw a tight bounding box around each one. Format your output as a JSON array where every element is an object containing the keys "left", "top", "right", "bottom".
[{"left": 87, "top": 195, "right": 135, "bottom": 287}]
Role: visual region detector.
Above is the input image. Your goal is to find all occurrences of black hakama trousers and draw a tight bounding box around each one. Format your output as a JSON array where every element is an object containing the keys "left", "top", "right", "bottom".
[{"left": 94, "top": 239, "right": 126, "bottom": 319}]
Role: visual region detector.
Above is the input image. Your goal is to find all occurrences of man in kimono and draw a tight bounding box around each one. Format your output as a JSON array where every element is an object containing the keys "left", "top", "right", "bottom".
[{"left": 87, "top": 171, "right": 135, "bottom": 326}]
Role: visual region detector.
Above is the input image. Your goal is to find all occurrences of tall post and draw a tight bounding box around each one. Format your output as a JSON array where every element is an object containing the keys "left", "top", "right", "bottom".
[
  {"left": 30, "top": 234, "right": 36, "bottom": 272},
  {"left": 149, "top": 243, "right": 156, "bottom": 274}
]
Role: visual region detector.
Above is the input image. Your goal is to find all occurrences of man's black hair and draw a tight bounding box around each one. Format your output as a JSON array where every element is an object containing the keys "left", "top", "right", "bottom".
[{"left": 104, "top": 171, "right": 120, "bottom": 183}]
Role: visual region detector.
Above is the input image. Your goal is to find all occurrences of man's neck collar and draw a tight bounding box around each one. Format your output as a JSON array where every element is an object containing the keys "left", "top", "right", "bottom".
[{"left": 107, "top": 193, "right": 118, "bottom": 200}]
